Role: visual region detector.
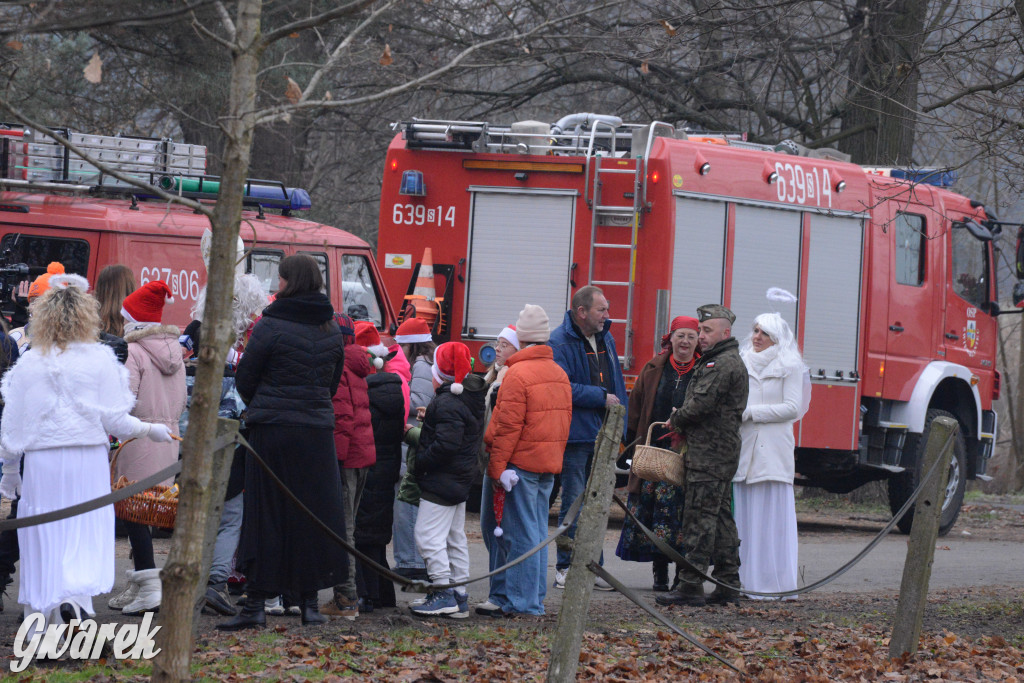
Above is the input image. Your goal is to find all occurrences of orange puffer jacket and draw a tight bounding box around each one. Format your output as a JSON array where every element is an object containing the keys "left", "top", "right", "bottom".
[{"left": 484, "top": 344, "right": 572, "bottom": 480}]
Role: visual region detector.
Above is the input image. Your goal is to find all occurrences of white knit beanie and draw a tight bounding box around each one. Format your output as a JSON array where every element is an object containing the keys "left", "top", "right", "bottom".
[{"left": 515, "top": 304, "right": 550, "bottom": 343}]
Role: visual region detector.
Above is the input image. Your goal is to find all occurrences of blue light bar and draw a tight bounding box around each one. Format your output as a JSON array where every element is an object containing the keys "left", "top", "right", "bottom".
[{"left": 888, "top": 168, "right": 957, "bottom": 187}]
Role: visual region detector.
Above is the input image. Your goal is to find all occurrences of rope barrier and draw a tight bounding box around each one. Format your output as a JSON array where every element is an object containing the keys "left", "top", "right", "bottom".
[
  {"left": 615, "top": 428, "right": 954, "bottom": 598},
  {"left": 587, "top": 562, "right": 743, "bottom": 674},
  {"left": 0, "top": 431, "right": 236, "bottom": 532},
  {"left": 236, "top": 433, "right": 585, "bottom": 593}
]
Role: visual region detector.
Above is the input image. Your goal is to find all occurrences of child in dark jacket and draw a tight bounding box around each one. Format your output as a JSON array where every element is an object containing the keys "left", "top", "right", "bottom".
[
  {"left": 353, "top": 364, "right": 406, "bottom": 611},
  {"left": 410, "top": 342, "right": 485, "bottom": 619}
]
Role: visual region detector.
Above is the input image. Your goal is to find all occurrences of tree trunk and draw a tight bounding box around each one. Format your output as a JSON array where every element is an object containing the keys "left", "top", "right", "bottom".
[
  {"left": 839, "top": 0, "right": 930, "bottom": 164},
  {"left": 151, "top": 2, "right": 265, "bottom": 681}
]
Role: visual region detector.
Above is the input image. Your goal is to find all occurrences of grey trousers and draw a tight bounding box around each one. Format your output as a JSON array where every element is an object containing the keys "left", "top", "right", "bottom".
[
  {"left": 209, "top": 492, "right": 243, "bottom": 585},
  {"left": 336, "top": 465, "right": 368, "bottom": 598}
]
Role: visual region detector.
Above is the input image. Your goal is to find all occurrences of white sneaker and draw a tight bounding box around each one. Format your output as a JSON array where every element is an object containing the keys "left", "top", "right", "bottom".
[
  {"left": 554, "top": 568, "right": 568, "bottom": 589},
  {"left": 264, "top": 596, "right": 285, "bottom": 615},
  {"left": 594, "top": 576, "right": 615, "bottom": 592}
]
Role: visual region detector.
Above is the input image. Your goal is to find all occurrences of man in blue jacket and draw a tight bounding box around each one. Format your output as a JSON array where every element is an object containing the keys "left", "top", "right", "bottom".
[{"left": 549, "top": 285, "right": 628, "bottom": 589}]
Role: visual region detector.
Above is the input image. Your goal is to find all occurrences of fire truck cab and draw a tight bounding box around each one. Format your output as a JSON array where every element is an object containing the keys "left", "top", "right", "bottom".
[
  {"left": 377, "top": 115, "right": 1005, "bottom": 535},
  {"left": 0, "top": 126, "right": 394, "bottom": 332}
]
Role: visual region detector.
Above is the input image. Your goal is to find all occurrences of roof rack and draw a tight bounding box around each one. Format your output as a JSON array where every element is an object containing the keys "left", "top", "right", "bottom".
[{"left": 0, "top": 125, "right": 312, "bottom": 213}]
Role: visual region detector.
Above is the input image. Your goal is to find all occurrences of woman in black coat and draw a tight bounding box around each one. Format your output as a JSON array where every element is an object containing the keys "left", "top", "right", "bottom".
[{"left": 218, "top": 254, "right": 347, "bottom": 630}]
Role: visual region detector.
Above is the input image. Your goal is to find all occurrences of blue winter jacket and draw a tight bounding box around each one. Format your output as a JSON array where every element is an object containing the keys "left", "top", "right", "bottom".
[{"left": 548, "top": 311, "right": 628, "bottom": 445}]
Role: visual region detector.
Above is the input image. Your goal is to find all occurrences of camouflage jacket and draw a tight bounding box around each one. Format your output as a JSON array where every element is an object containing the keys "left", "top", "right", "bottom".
[{"left": 669, "top": 337, "right": 749, "bottom": 480}]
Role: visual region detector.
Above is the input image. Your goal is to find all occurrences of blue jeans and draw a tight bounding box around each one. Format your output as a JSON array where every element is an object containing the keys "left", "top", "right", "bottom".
[
  {"left": 491, "top": 466, "right": 554, "bottom": 615},
  {"left": 210, "top": 492, "right": 243, "bottom": 585},
  {"left": 480, "top": 476, "right": 501, "bottom": 602},
  {"left": 556, "top": 443, "right": 603, "bottom": 570},
  {"left": 393, "top": 448, "right": 425, "bottom": 569}
]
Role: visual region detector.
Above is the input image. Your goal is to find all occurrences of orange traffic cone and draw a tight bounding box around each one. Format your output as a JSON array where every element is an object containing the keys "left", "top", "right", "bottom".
[
  {"left": 413, "top": 247, "right": 437, "bottom": 300},
  {"left": 402, "top": 247, "right": 444, "bottom": 331}
]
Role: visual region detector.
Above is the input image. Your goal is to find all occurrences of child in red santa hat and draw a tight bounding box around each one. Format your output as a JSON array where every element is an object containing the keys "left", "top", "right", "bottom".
[{"left": 409, "top": 341, "right": 485, "bottom": 619}]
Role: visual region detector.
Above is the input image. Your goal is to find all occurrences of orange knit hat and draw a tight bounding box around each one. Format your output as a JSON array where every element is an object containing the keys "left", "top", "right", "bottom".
[{"left": 28, "top": 262, "right": 65, "bottom": 299}]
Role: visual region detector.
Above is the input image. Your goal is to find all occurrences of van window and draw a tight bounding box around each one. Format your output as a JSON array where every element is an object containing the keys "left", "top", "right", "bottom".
[
  {"left": 0, "top": 233, "right": 89, "bottom": 276},
  {"left": 894, "top": 213, "right": 925, "bottom": 286},
  {"left": 341, "top": 254, "right": 383, "bottom": 326},
  {"left": 299, "top": 251, "right": 329, "bottom": 295},
  {"left": 951, "top": 222, "right": 988, "bottom": 307},
  {"left": 247, "top": 249, "right": 283, "bottom": 296}
]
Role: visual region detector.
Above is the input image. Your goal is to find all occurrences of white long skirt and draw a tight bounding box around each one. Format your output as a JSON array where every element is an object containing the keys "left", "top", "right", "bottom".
[
  {"left": 733, "top": 480, "right": 798, "bottom": 600},
  {"left": 17, "top": 444, "right": 114, "bottom": 619}
]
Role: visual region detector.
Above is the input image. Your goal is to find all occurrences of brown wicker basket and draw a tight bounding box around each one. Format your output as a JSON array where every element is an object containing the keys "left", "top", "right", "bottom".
[
  {"left": 631, "top": 421, "right": 685, "bottom": 486},
  {"left": 110, "top": 439, "right": 178, "bottom": 530}
]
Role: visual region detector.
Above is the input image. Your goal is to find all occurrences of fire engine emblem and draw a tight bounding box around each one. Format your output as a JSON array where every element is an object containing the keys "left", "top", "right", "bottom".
[
  {"left": 963, "top": 320, "right": 978, "bottom": 350},
  {"left": 672, "top": 174, "right": 683, "bottom": 189}
]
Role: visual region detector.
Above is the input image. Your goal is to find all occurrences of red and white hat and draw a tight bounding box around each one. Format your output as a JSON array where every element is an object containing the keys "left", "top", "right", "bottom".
[
  {"left": 121, "top": 280, "right": 174, "bottom": 323},
  {"left": 354, "top": 320, "right": 390, "bottom": 368},
  {"left": 432, "top": 341, "right": 473, "bottom": 395},
  {"left": 497, "top": 325, "right": 520, "bottom": 351},
  {"left": 394, "top": 317, "right": 433, "bottom": 344}
]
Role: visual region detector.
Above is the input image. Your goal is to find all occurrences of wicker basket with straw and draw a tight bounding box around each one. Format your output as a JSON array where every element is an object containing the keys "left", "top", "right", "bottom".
[
  {"left": 109, "top": 437, "right": 180, "bottom": 530},
  {"left": 631, "top": 421, "right": 685, "bottom": 486}
]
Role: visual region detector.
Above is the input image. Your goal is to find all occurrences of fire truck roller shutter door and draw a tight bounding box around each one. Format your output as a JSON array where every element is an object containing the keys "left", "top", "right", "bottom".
[
  {"left": 800, "top": 214, "right": 866, "bottom": 450},
  {"left": 464, "top": 190, "right": 575, "bottom": 338},
  {"left": 671, "top": 197, "right": 727, "bottom": 321},
  {"left": 730, "top": 205, "right": 801, "bottom": 339}
]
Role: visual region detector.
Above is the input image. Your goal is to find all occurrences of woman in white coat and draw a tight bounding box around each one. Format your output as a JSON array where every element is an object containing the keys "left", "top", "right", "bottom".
[
  {"left": 0, "top": 274, "right": 172, "bottom": 632},
  {"left": 734, "top": 312, "right": 807, "bottom": 599}
]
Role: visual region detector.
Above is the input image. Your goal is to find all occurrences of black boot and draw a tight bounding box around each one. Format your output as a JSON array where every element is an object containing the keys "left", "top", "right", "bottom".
[
  {"left": 652, "top": 559, "right": 669, "bottom": 592},
  {"left": 706, "top": 585, "right": 742, "bottom": 606},
  {"left": 655, "top": 581, "right": 706, "bottom": 607},
  {"left": 217, "top": 590, "right": 266, "bottom": 631},
  {"left": 301, "top": 591, "right": 327, "bottom": 625}
]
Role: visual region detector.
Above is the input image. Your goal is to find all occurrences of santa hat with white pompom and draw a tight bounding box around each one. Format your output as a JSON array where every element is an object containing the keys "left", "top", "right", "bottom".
[
  {"left": 431, "top": 341, "right": 472, "bottom": 395},
  {"left": 354, "top": 320, "right": 391, "bottom": 369}
]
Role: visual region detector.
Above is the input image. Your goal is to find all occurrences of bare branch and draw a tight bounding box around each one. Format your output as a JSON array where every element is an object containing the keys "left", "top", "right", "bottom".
[{"left": 257, "top": 0, "right": 380, "bottom": 49}]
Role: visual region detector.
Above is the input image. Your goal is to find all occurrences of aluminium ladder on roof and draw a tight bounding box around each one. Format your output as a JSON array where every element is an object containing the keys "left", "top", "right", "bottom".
[{"left": 585, "top": 121, "right": 676, "bottom": 371}]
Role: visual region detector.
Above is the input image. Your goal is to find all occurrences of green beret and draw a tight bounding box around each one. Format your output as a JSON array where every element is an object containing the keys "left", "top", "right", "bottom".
[{"left": 696, "top": 304, "right": 736, "bottom": 325}]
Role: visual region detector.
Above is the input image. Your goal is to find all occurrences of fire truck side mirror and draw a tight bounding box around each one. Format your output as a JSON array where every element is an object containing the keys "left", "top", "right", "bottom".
[
  {"left": 981, "top": 300, "right": 1002, "bottom": 316},
  {"left": 1016, "top": 227, "right": 1024, "bottom": 280},
  {"left": 1013, "top": 282, "right": 1024, "bottom": 309}
]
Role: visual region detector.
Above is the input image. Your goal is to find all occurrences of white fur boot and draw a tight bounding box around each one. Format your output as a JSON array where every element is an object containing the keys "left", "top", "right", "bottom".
[
  {"left": 107, "top": 569, "right": 140, "bottom": 610},
  {"left": 121, "top": 568, "right": 161, "bottom": 616}
]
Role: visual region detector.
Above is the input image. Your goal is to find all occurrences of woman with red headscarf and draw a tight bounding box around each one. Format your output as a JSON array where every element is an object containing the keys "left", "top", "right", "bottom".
[{"left": 615, "top": 316, "right": 700, "bottom": 591}]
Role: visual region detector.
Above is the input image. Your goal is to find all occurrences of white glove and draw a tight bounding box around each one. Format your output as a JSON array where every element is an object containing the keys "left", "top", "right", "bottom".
[
  {"left": 499, "top": 469, "right": 519, "bottom": 492},
  {"left": 147, "top": 423, "right": 174, "bottom": 443},
  {"left": 742, "top": 406, "right": 752, "bottom": 421},
  {"left": 0, "top": 473, "right": 21, "bottom": 500}
]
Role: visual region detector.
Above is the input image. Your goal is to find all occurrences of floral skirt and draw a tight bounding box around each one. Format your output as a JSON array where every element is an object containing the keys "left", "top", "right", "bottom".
[{"left": 615, "top": 479, "right": 685, "bottom": 562}]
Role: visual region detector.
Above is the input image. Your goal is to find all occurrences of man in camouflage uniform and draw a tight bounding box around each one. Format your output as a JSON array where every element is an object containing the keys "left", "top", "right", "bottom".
[{"left": 656, "top": 304, "right": 748, "bottom": 607}]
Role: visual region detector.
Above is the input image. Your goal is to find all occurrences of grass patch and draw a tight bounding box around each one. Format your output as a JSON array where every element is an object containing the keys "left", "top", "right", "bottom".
[
  {"left": 937, "top": 597, "right": 1023, "bottom": 620},
  {"left": 963, "top": 490, "right": 1024, "bottom": 505}
]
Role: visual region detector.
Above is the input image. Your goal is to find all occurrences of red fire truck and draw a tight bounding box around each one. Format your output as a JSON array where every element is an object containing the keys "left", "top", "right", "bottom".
[
  {"left": 377, "top": 115, "right": 1008, "bottom": 534},
  {"left": 0, "top": 126, "right": 395, "bottom": 332}
]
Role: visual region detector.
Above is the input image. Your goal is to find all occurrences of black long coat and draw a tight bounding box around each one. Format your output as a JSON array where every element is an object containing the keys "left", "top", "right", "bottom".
[
  {"left": 354, "top": 371, "right": 406, "bottom": 545},
  {"left": 234, "top": 293, "right": 348, "bottom": 594}
]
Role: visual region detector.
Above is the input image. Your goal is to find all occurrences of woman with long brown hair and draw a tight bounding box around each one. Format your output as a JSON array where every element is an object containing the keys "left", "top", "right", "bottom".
[
  {"left": 94, "top": 264, "right": 136, "bottom": 338},
  {"left": 220, "top": 254, "right": 347, "bottom": 630}
]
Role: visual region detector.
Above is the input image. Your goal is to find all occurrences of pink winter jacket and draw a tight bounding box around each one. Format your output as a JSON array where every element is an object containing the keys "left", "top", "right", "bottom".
[
  {"left": 384, "top": 343, "right": 411, "bottom": 421},
  {"left": 114, "top": 324, "right": 187, "bottom": 486}
]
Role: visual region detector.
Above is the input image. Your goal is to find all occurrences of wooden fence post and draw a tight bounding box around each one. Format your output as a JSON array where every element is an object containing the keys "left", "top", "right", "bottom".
[
  {"left": 152, "top": 417, "right": 239, "bottom": 682},
  {"left": 547, "top": 405, "right": 625, "bottom": 682},
  {"left": 889, "top": 416, "right": 956, "bottom": 659}
]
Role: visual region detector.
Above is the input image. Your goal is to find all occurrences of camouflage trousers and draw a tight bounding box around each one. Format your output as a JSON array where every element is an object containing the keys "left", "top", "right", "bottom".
[{"left": 676, "top": 472, "right": 741, "bottom": 589}]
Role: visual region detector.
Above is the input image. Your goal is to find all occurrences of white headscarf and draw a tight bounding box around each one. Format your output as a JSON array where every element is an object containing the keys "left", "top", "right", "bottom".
[{"left": 740, "top": 312, "right": 811, "bottom": 418}]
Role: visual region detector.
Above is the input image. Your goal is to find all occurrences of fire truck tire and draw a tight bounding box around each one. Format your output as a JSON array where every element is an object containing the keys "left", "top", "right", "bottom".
[{"left": 887, "top": 409, "right": 966, "bottom": 537}]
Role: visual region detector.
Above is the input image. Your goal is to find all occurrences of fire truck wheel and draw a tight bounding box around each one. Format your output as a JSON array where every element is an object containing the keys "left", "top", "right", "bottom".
[{"left": 887, "top": 409, "right": 966, "bottom": 537}]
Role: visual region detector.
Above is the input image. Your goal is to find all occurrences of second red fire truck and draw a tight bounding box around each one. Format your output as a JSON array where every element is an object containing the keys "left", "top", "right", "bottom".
[{"left": 377, "top": 114, "right": 1012, "bottom": 535}]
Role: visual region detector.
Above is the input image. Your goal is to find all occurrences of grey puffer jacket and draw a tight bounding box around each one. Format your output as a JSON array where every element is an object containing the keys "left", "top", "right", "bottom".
[{"left": 235, "top": 293, "right": 345, "bottom": 428}]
